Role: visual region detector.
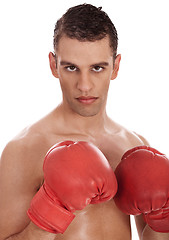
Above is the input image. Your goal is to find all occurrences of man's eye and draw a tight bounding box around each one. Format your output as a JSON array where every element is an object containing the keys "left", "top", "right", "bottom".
[
  {"left": 66, "top": 66, "right": 77, "bottom": 72},
  {"left": 92, "top": 66, "right": 104, "bottom": 72}
]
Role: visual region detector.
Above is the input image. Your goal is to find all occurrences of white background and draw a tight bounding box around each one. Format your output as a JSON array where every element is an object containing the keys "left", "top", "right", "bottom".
[{"left": 0, "top": 0, "right": 169, "bottom": 239}]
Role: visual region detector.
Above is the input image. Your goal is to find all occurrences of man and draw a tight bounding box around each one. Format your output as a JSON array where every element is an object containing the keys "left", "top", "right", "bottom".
[{"left": 0, "top": 4, "right": 169, "bottom": 240}]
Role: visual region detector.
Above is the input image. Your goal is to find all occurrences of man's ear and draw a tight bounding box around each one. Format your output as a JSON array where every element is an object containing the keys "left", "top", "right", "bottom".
[
  {"left": 49, "top": 52, "right": 59, "bottom": 78},
  {"left": 111, "top": 54, "right": 121, "bottom": 80}
]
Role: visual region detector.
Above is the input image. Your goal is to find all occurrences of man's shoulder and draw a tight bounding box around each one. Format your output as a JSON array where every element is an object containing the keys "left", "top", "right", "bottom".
[
  {"left": 1, "top": 108, "right": 64, "bottom": 166},
  {"left": 10, "top": 125, "right": 48, "bottom": 153},
  {"left": 1, "top": 107, "right": 66, "bottom": 162},
  {"left": 9, "top": 110, "right": 57, "bottom": 151},
  {"left": 107, "top": 118, "right": 149, "bottom": 146},
  {"left": 1, "top": 124, "right": 50, "bottom": 171},
  {"left": 133, "top": 132, "right": 150, "bottom": 146},
  {"left": 123, "top": 128, "right": 150, "bottom": 147}
]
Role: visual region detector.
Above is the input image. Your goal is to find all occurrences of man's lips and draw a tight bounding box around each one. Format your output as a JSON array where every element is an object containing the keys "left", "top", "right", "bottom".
[{"left": 76, "top": 96, "right": 98, "bottom": 104}]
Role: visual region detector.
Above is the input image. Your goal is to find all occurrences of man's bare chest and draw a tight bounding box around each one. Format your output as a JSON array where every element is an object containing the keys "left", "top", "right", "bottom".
[{"left": 42, "top": 130, "right": 143, "bottom": 172}]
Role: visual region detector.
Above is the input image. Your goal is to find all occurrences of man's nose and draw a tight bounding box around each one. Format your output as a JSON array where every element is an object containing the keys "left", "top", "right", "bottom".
[{"left": 76, "top": 72, "right": 93, "bottom": 92}]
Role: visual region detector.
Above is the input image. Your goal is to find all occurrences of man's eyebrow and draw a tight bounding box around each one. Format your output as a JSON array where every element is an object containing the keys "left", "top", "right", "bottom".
[
  {"left": 90, "top": 62, "right": 109, "bottom": 67},
  {"left": 60, "top": 61, "right": 77, "bottom": 66},
  {"left": 60, "top": 61, "right": 109, "bottom": 67}
]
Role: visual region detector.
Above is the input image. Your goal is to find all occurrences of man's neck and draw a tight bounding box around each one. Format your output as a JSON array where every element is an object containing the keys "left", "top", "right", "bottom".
[{"left": 54, "top": 103, "right": 110, "bottom": 136}]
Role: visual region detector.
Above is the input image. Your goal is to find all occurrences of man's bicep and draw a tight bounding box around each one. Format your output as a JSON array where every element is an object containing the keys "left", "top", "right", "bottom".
[{"left": 0, "top": 141, "right": 39, "bottom": 239}]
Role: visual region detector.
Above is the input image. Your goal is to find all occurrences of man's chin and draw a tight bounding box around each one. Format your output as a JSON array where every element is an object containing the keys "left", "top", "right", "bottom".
[
  {"left": 67, "top": 100, "right": 103, "bottom": 117},
  {"left": 73, "top": 108, "right": 101, "bottom": 117}
]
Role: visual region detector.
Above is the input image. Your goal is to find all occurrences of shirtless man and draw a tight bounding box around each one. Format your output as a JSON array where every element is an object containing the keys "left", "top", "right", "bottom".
[{"left": 0, "top": 4, "right": 169, "bottom": 240}]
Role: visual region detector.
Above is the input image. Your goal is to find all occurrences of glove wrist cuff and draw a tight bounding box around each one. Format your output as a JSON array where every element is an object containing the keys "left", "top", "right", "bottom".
[{"left": 27, "top": 185, "right": 75, "bottom": 234}]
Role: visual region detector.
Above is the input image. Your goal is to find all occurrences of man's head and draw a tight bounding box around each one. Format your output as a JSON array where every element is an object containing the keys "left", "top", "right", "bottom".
[
  {"left": 49, "top": 4, "right": 121, "bottom": 118},
  {"left": 53, "top": 4, "right": 118, "bottom": 60}
]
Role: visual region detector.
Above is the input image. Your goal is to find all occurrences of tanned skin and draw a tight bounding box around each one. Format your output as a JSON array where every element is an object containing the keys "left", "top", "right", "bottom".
[{"left": 0, "top": 36, "right": 169, "bottom": 240}]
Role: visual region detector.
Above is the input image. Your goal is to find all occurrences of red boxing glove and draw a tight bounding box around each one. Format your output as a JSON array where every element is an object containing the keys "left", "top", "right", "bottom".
[
  {"left": 27, "top": 141, "right": 117, "bottom": 234},
  {"left": 114, "top": 146, "right": 169, "bottom": 233}
]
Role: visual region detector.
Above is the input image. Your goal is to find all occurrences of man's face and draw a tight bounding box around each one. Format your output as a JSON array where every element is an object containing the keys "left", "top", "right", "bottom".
[{"left": 50, "top": 35, "right": 121, "bottom": 117}]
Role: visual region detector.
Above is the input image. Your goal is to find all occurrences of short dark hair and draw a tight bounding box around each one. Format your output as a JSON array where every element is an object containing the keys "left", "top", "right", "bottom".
[{"left": 53, "top": 4, "right": 118, "bottom": 59}]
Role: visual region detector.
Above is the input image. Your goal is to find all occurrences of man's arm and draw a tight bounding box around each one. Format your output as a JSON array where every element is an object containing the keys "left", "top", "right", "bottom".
[{"left": 0, "top": 139, "right": 55, "bottom": 240}]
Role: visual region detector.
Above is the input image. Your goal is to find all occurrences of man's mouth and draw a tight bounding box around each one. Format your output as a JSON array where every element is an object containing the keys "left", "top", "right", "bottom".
[{"left": 76, "top": 96, "right": 98, "bottom": 104}]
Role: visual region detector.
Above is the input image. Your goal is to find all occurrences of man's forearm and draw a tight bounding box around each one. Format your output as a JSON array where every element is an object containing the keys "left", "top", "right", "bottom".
[
  {"left": 5, "top": 222, "right": 56, "bottom": 240},
  {"left": 141, "top": 225, "right": 169, "bottom": 240}
]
